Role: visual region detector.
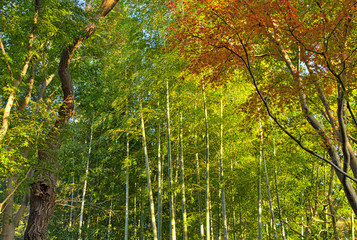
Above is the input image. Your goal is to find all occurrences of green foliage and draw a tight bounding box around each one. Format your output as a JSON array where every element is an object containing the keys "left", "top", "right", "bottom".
[{"left": 1, "top": 1, "right": 356, "bottom": 239}]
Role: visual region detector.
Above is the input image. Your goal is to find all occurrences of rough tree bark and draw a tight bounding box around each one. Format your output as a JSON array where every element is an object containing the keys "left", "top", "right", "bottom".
[
  {"left": 1, "top": 63, "right": 55, "bottom": 239},
  {"left": 23, "top": 1, "right": 119, "bottom": 239}
]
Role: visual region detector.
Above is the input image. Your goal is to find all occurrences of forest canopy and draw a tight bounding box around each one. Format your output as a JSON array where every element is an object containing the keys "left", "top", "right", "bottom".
[{"left": 0, "top": 0, "right": 357, "bottom": 239}]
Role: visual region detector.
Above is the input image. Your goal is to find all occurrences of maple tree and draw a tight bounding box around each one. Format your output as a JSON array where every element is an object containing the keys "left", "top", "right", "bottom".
[{"left": 172, "top": 0, "right": 357, "bottom": 214}]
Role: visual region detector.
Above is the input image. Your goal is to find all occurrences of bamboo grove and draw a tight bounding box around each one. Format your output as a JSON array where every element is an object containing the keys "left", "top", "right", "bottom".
[{"left": 0, "top": 0, "right": 357, "bottom": 239}]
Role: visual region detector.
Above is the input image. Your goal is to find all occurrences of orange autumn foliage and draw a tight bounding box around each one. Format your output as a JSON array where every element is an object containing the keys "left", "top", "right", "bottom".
[
  {"left": 171, "top": 0, "right": 357, "bottom": 101},
  {"left": 170, "top": 0, "right": 357, "bottom": 215}
]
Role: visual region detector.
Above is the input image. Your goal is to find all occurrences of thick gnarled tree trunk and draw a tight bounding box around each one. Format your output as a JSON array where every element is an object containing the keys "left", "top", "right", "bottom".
[{"left": 24, "top": 1, "right": 119, "bottom": 239}]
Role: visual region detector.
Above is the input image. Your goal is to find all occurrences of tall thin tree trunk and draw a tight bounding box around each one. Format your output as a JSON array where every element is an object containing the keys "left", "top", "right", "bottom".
[
  {"left": 203, "top": 88, "right": 210, "bottom": 240},
  {"left": 219, "top": 98, "right": 228, "bottom": 240},
  {"left": 1, "top": 176, "right": 16, "bottom": 240},
  {"left": 68, "top": 138, "right": 75, "bottom": 234},
  {"left": 157, "top": 118, "right": 163, "bottom": 240},
  {"left": 14, "top": 180, "right": 31, "bottom": 227},
  {"left": 323, "top": 164, "right": 329, "bottom": 238},
  {"left": 134, "top": 180, "right": 137, "bottom": 240},
  {"left": 258, "top": 133, "right": 263, "bottom": 240},
  {"left": 328, "top": 167, "right": 340, "bottom": 240},
  {"left": 140, "top": 183, "right": 144, "bottom": 240},
  {"left": 86, "top": 193, "right": 93, "bottom": 230},
  {"left": 174, "top": 142, "right": 179, "bottom": 239},
  {"left": 166, "top": 80, "right": 176, "bottom": 240},
  {"left": 78, "top": 114, "right": 94, "bottom": 240},
  {"left": 195, "top": 123, "right": 204, "bottom": 240},
  {"left": 259, "top": 118, "right": 278, "bottom": 240},
  {"left": 107, "top": 197, "right": 113, "bottom": 240},
  {"left": 273, "top": 138, "right": 286, "bottom": 240},
  {"left": 125, "top": 103, "right": 130, "bottom": 240},
  {"left": 233, "top": 201, "right": 237, "bottom": 240},
  {"left": 215, "top": 207, "right": 220, "bottom": 240},
  {"left": 210, "top": 197, "right": 214, "bottom": 240},
  {"left": 179, "top": 112, "right": 188, "bottom": 240},
  {"left": 352, "top": 208, "right": 355, "bottom": 240},
  {"left": 139, "top": 98, "right": 158, "bottom": 240},
  {"left": 239, "top": 200, "right": 243, "bottom": 239},
  {"left": 231, "top": 159, "right": 237, "bottom": 240},
  {"left": 325, "top": 201, "right": 329, "bottom": 238},
  {"left": 301, "top": 216, "right": 304, "bottom": 240}
]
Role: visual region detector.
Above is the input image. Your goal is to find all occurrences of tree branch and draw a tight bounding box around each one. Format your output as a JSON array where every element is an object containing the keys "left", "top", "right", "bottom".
[
  {"left": 19, "top": 63, "right": 37, "bottom": 111},
  {"left": 0, "top": 37, "right": 14, "bottom": 81},
  {"left": 0, "top": 0, "right": 40, "bottom": 142},
  {"left": 0, "top": 167, "right": 33, "bottom": 214},
  {"left": 38, "top": 72, "right": 57, "bottom": 102},
  {"left": 222, "top": 43, "right": 357, "bottom": 183},
  {"left": 337, "top": 86, "right": 350, "bottom": 182}
]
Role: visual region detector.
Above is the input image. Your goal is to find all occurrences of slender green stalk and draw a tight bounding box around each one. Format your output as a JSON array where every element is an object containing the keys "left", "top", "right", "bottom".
[
  {"left": 179, "top": 112, "right": 188, "bottom": 240},
  {"left": 107, "top": 195, "right": 113, "bottom": 240},
  {"left": 124, "top": 127, "right": 130, "bottom": 240},
  {"left": 78, "top": 113, "right": 94, "bottom": 240},
  {"left": 220, "top": 98, "right": 228, "bottom": 240},
  {"left": 259, "top": 117, "right": 278, "bottom": 240},
  {"left": 139, "top": 98, "right": 158, "bottom": 240},
  {"left": 352, "top": 208, "right": 355, "bottom": 240},
  {"left": 140, "top": 183, "right": 144, "bottom": 240},
  {"left": 167, "top": 80, "right": 176, "bottom": 240},
  {"left": 195, "top": 104, "right": 204, "bottom": 240},
  {"left": 258, "top": 128, "right": 262, "bottom": 240},
  {"left": 68, "top": 137, "right": 75, "bottom": 234},
  {"left": 203, "top": 88, "right": 210, "bottom": 240},
  {"left": 157, "top": 111, "right": 163, "bottom": 240},
  {"left": 273, "top": 138, "right": 286, "bottom": 240}
]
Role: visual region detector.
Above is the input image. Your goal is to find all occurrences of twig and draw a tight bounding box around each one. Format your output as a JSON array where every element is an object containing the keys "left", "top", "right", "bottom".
[{"left": 0, "top": 167, "right": 33, "bottom": 214}]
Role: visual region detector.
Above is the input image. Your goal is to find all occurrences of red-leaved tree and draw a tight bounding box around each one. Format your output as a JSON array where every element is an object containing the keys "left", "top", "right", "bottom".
[{"left": 172, "top": 0, "right": 357, "bottom": 214}]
